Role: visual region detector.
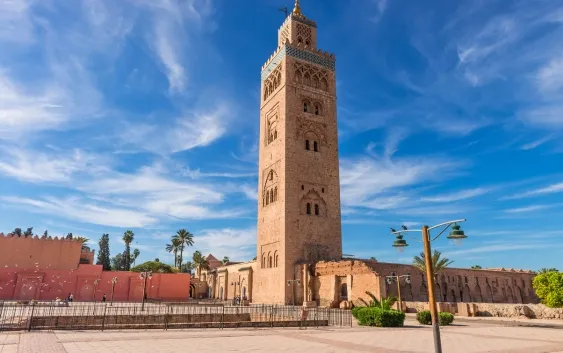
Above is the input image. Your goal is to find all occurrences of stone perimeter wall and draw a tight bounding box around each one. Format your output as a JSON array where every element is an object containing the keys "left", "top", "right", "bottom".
[{"left": 403, "top": 301, "right": 563, "bottom": 320}]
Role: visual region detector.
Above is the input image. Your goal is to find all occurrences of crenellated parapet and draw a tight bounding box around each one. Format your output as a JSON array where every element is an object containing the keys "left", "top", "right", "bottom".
[{"left": 0, "top": 232, "right": 87, "bottom": 243}]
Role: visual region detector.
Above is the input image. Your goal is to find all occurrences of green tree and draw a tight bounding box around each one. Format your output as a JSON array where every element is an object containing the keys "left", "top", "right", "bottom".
[
  {"left": 172, "top": 229, "right": 194, "bottom": 268},
  {"left": 131, "top": 261, "right": 174, "bottom": 273},
  {"left": 74, "top": 236, "right": 90, "bottom": 251},
  {"left": 13, "top": 228, "right": 22, "bottom": 237},
  {"left": 122, "top": 230, "right": 135, "bottom": 270},
  {"left": 165, "top": 238, "right": 182, "bottom": 267},
  {"left": 369, "top": 257, "right": 377, "bottom": 261},
  {"left": 180, "top": 261, "right": 194, "bottom": 274},
  {"left": 132, "top": 248, "right": 140, "bottom": 266},
  {"left": 471, "top": 265, "right": 482, "bottom": 270},
  {"left": 193, "top": 250, "right": 209, "bottom": 276},
  {"left": 96, "top": 234, "right": 111, "bottom": 271},
  {"left": 111, "top": 253, "right": 125, "bottom": 270},
  {"left": 358, "top": 291, "right": 397, "bottom": 310},
  {"left": 23, "top": 227, "right": 33, "bottom": 237},
  {"left": 413, "top": 250, "right": 453, "bottom": 274},
  {"left": 533, "top": 271, "right": 563, "bottom": 308},
  {"left": 538, "top": 268, "right": 559, "bottom": 274},
  {"left": 66, "top": 233, "right": 73, "bottom": 239},
  {"left": 42, "top": 230, "right": 48, "bottom": 238},
  {"left": 222, "top": 256, "right": 229, "bottom": 265}
]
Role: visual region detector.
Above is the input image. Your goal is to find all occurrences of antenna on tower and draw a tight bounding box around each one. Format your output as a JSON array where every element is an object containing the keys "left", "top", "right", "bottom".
[{"left": 278, "top": 6, "right": 288, "bottom": 17}]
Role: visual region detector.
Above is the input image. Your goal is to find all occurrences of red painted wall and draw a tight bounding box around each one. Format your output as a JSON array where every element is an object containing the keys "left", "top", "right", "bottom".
[{"left": 0, "top": 264, "right": 190, "bottom": 302}]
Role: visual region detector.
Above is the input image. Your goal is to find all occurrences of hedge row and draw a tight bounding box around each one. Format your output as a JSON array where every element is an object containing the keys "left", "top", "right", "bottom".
[
  {"left": 416, "top": 311, "right": 455, "bottom": 326},
  {"left": 353, "top": 307, "right": 405, "bottom": 327}
]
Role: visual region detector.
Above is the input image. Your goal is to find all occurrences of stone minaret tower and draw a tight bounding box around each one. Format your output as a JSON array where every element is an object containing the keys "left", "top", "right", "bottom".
[{"left": 254, "top": 0, "right": 342, "bottom": 304}]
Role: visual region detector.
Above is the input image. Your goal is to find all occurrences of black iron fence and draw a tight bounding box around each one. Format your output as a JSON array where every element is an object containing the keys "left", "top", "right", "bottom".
[{"left": 0, "top": 301, "right": 352, "bottom": 332}]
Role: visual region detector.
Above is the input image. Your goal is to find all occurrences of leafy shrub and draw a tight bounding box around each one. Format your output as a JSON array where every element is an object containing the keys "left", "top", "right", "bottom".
[
  {"left": 352, "top": 306, "right": 365, "bottom": 319},
  {"left": 130, "top": 261, "right": 174, "bottom": 273},
  {"left": 416, "top": 310, "right": 455, "bottom": 325},
  {"left": 356, "top": 307, "right": 405, "bottom": 327},
  {"left": 416, "top": 310, "right": 432, "bottom": 325},
  {"left": 533, "top": 271, "right": 563, "bottom": 308},
  {"left": 439, "top": 312, "right": 454, "bottom": 326}
]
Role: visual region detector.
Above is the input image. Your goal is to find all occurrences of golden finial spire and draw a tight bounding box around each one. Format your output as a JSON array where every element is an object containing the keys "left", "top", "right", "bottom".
[{"left": 293, "top": 0, "right": 302, "bottom": 15}]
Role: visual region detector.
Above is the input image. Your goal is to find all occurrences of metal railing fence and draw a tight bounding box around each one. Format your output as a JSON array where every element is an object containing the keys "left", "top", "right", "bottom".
[{"left": 0, "top": 301, "right": 352, "bottom": 331}]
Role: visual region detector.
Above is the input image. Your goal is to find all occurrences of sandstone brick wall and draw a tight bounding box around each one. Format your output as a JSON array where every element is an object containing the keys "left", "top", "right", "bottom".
[
  {"left": 403, "top": 301, "right": 563, "bottom": 320},
  {"left": 311, "top": 260, "right": 538, "bottom": 308}
]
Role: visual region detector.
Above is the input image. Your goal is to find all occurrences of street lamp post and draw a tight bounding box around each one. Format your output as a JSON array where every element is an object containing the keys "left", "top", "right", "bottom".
[
  {"left": 385, "top": 274, "right": 411, "bottom": 311},
  {"left": 110, "top": 277, "right": 118, "bottom": 306},
  {"left": 139, "top": 271, "right": 152, "bottom": 311},
  {"left": 287, "top": 279, "right": 301, "bottom": 306},
  {"left": 390, "top": 219, "right": 468, "bottom": 353}
]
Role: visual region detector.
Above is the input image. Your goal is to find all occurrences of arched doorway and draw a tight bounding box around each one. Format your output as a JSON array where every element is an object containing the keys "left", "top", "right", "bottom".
[
  {"left": 419, "top": 283, "right": 428, "bottom": 301},
  {"left": 473, "top": 284, "right": 483, "bottom": 302},
  {"left": 450, "top": 289, "right": 457, "bottom": 302},
  {"left": 506, "top": 286, "right": 514, "bottom": 303},
  {"left": 485, "top": 284, "right": 493, "bottom": 303},
  {"left": 190, "top": 284, "right": 196, "bottom": 298},
  {"left": 516, "top": 287, "right": 524, "bottom": 304},
  {"left": 340, "top": 283, "right": 348, "bottom": 301},
  {"left": 462, "top": 284, "right": 472, "bottom": 302},
  {"left": 219, "top": 287, "right": 224, "bottom": 300}
]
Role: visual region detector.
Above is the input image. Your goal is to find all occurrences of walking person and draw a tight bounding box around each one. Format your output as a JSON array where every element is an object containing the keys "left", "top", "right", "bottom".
[{"left": 102, "top": 294, "right": 107, "bottom": 302}]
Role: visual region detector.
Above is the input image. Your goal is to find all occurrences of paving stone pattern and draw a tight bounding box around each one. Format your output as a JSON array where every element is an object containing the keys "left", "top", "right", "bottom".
[{"left": 3, "top": 319, "right": 563, "bottom": 353}]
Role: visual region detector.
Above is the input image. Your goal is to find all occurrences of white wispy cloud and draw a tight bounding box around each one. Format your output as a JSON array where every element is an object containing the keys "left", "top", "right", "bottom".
[
  {"left": 195, "top": 227, "right": 257, "bottom": 261},
  {"left": 503, "top": 204, "right": 554, "bottom": 214},
  {"left": 0, "top": 196, "right": 157, "bottom": 228},
  {"left": 0, "top": 146, "right": 108, "bottom": 183},
  {"left": 506, "top": 181, "right": 563, "bottom": 199},
  {"left": 443, "top": 242, "right": 555, "bottom": 257},
  {"left": 340, "top": 153, "right": 465, "bottom": 209},
  {"left": 536, "top": 57, "right": 563, "bottom": 93},
  {"left": 420, "top": 188, "right": 490, "bottom": 203},
  {"left": 520, "top": 136, "right": 553, "bottom": 150}
]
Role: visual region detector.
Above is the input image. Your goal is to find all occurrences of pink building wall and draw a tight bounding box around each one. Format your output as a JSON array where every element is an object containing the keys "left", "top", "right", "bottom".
[
  {"left": 0, "top": 233, "right": 83, "bottom": 270},
  {"left": 0, "top": 264, "right": 191, "bottom": 302}
]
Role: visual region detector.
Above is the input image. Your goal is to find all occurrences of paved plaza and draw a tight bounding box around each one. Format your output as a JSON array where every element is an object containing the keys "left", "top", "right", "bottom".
[{"left": 2, "top": 318, "right": 563, "bottom": 353}]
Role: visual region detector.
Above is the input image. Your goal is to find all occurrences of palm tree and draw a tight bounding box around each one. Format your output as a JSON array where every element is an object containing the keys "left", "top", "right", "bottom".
[
  {"left": 413, "top": 250, "right": 453, "bottom": 274},
  {"left": 538, "top": 268, "right": 559, "bottom": 274},
  {"left": 122, "top": 230, "right": 135, "bottom": 270},
  {"left": 165, "top": 238, "right": 182, "bottom": 267},
  {"left": 172, "top": 229, "right": 194, "bottom": 268},
  {"left": 74, "top": 236, "right": 90, "bottom": 251},
  {"left": 358, "top": 291, "right": 397, "bottom": 310},
  {"left": 132, "top": 249, "right": 140, "bottom": 266},
  {"left": 222, "top": 256, "right": 229, "bottom": 265},
  {"left": 193, "top": 250, "right": 209, "bottom": 277}
]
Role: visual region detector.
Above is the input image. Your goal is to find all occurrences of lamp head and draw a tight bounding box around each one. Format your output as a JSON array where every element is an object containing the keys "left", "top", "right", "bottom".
[
  {"left": 446, "top": 223, "right": 467, "bottom": 246},
  {"left": 392, "top": 234, "right": 408, "bottom": 253}
]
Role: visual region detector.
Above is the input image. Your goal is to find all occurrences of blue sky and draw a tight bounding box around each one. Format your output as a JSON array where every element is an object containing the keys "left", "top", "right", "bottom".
[{"left": 1, "top": 0, "right": 562, "bottom": 271}]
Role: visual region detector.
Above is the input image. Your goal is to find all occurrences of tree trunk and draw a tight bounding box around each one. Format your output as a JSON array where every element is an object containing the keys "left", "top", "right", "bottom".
[{"left": 179, "top": 244, "right": 184, "bottom": 269}]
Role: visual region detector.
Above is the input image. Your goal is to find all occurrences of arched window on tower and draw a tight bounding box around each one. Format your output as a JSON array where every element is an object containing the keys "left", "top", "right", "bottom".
[
  {"left": 265, "top": 192, "right": 269, "bottom": 205},
  {"left": 274, "top": 187, "right": 278, "bottom": 201},
  {"left": 314, "top": 204, "right": 319, "bottom": 216},
  {"left": 269, "top": 255, "right": 273, "bottom": 268},
  {"left": 273, "top": 131, "right": 277, "bottom": 140},
  {"left": 306, "top": 203, "right": 311, "bottom": 215},
  {"left": 314, "top": 104, "right": 320, "bottom": 115},
  {"left": 270, "top": 189, "right": 274, "bottom": 203},
  {"left": 313, "top": 141, "right": 318, "bottom": 152},
  {"left": 305, "top": 140, "right": 310, "bottom": 150},
  {"left": 303, "top": 102, "right": 308, "bottom": 112}
]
